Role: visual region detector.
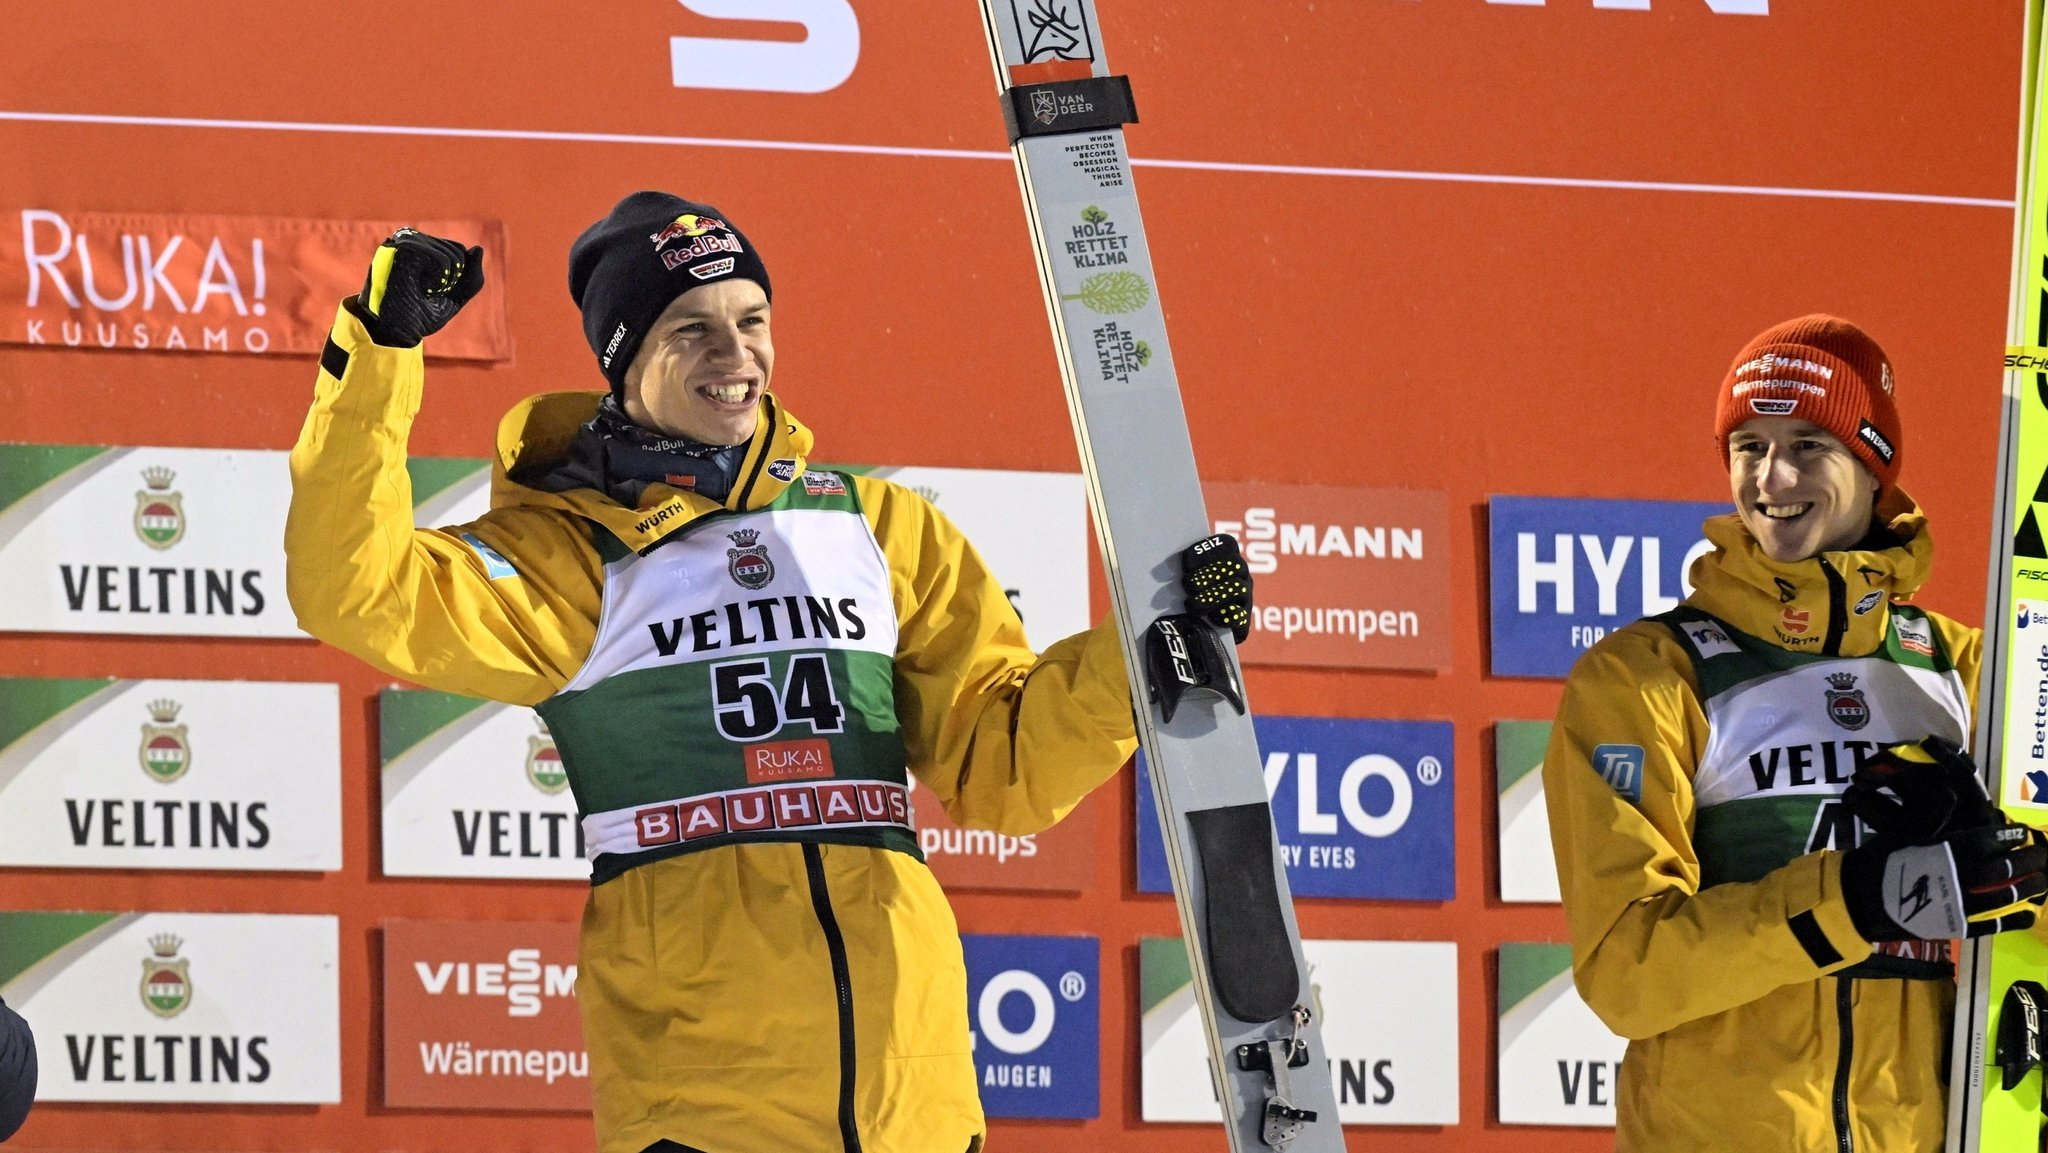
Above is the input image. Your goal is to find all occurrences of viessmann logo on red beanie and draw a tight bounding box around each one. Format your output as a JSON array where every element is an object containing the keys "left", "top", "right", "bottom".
[{"left": 1713, "top": 314, "right": 1904, "bottom": 491}]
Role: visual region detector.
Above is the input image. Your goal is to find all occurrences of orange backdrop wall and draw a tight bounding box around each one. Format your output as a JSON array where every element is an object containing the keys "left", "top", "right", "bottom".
[{"left": 0, "top": 2, "right": 2028, "bottom": 1150}]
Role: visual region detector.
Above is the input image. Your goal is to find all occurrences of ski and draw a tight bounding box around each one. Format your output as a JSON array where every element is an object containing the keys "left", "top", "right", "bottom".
[
  {"left": 1953, "top": 3, "right": 2048, "bottom": 1149},
  {"left": 970, "top": 2, "right": 1344, "bottom": 1149}
]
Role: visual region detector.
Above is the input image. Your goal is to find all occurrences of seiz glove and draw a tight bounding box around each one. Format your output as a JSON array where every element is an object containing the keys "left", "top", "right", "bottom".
[
  {"left": 1842, "top": 821, "right": 2048, "bottom": 941},
  {"left": 1842, "top": 735, "right": 2002, "bottom": 844},
  {"left": 1179, "top": 533, "right": 1254, "bottom": 644},
  {"left": 350, "top": 228, "right": 484, "bottom": 348}
]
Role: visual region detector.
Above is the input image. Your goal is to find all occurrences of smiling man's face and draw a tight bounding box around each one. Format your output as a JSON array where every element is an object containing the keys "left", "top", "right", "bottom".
[
  {"left": 622, "top": 278, "right": 773, "bottom": 446},
  {"left": 1727, "top": 416, "right": 1879, "bottom": 562}
]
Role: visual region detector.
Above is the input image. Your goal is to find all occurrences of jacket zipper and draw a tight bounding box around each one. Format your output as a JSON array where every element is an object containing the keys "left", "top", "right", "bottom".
[
  {"left": 804, "top": 843, "right": 863, "bottom": 1153},
  {"left": 1818, "top": 558, "right": 1849, "bottom": 656},
  {"left": 1833, "top": 977, "right": 1855, "bottom": 1153}
]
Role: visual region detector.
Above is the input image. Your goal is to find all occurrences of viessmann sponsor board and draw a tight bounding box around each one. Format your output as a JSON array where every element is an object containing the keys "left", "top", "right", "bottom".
[
  {"left": 2, "top": 208, "right": 510, "bottom": 360},
  {"left": 1136, "top": 715, "right": 1454, "bottom": 900},
  {"left": 1497, "top": 943, "right": 1626, "bottom": 1127},
  {"left": 0, "top": 911, "right": 338, "bottom": 1103},
  {"left": 382, "top": 919, "right": 587, "bottom": 1111},
  {"left": 0, "top": 677, "right": 340, "bottom": 871},
  {"left": 380, "top": 690, "right": 587, "bottom": 881},
  {"left": 1496, "top": 720, "right": 1562, "bottom": 903},
  {"left": 0, "top": 445, "right": 506, "bottom": 637},
  {"left": 1488, "top": 496, "right": 1725, "bottom": 678},
  {"left": 1207, "top": 482, "right": 1449, "bottom": 670},
  {"left": 962, "top": 935, "right": 1099, "bottom": 1119},
  {"left": 1140, "top": 937, "right": 1458, "bottom": 1124}
]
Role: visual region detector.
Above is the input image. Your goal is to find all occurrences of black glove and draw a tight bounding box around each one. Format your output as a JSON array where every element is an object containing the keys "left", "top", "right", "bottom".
[
  {"left": 1842, "top": 735, "right": 2002, "bottom": 843},
  {"left": 350, "top": 228, "right": 484, "bottom": 348},
  {"left": 1179, "top": 533, "right": 1254, "bottom": 644},
  {"left": 1842, "top": 822, "right": 2047, "bottom": 941}
]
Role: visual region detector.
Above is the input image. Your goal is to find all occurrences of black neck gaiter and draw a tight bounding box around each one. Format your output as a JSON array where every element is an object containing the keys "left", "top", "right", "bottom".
[{"left": 519, "top": 397, "right": 747, "bottom": 506}]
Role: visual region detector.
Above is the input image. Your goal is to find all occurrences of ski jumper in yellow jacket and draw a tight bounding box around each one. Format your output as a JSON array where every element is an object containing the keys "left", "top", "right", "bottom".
[
  {"left": 1544, "top": 495, "right": 1981, "bottom": 1153},
  {"left": 285, "top": 303, "right": 1138, "bottom": 1153}
]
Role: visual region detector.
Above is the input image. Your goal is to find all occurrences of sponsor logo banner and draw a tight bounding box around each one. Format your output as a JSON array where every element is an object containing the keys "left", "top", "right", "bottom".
[
  {"left": 2005, "top": 600, "right": 2048, "bottom": 809},
  {"left": 0, "top": 677, "right": 341, "bottom": 871},
  {"left": 1488, "top": 496, "right": 1726, "bottom": 678},
  {"left": 1136, "top": 716, "right": 1454, "bottom": 900},
  {"left": 825, "top": 465, "right": 1086, "bottom": 650},
  {"left": 912, "top": 779, "right": 1097, "bottom": 892},
  {"left": 1209, "top": 483, "right": 1450, "bottom": 670},
  {"left": 962, "top": 934, "right": 1098, "bottom": 1119},
  {"left": 381, "top": 919, "right": 587, "bottom": 1111},
  {"left": 1497, "top": 943, "right": 1625, "bottom": 1126},
  {"left": 1495, "top": 721, "right": 1561, "bottom": 903},
  {"left": 0, "top": 446, "right": 498, "bottom": 637},
  {"left": 379, "top": 690, "right": 587, "bottom": 880},
  {"left": 0, "top": 911, "right": 338, "bottom": 1103},
  {"left": 3, "top": 209, "right": 509, "bottom": 360},
  {"left": 1141, "top": 937, "right": 1458, "bottom": 1124}
]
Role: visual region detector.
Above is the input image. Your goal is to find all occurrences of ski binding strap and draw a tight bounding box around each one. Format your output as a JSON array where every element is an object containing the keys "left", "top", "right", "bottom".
[
  {"left": 1144, "top": 613, "right": 1246, "bottom": 723},
  {"left": 1235, "top": 1005, "right": 1319, "bottom": 1147},
  {"left": 1996, "top": 978, "right": 2048, "bottom": 1090},
  {"left": 1001, "top": 75, "right": 1138, "bottom": 143}
]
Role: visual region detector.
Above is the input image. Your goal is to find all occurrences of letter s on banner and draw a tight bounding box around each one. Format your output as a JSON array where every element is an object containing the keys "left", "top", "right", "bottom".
[{"left": 670, "top": 0, "right": 859, "bottom": 94}]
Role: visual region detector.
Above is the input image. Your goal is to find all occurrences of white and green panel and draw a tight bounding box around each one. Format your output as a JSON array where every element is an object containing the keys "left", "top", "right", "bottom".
[
  {"left": 406, "top": 456, "right": 493, "bottom": 528},
  {"left": 1496, "top": 720, "right": 1561, "bottom": 903},
  {"left": 379, "top": 688, "right": 586, "bottom": 880},
  {"left": 0, "top": 677, "right": 340, "bottom": 870},
  {"left": 1139, "top": 937, "right": 1458, "bottom": 1125},
  {"left": 1497, "top": 943, "right": 1625, "bottom": 1126},
  {"left": 0, "top": 445, "right": 500, "bottom": 637},
  {"left": 0, "top": 911, "right": 338, "bottom": 1103},
  {"left": 825, "top": 464, "right": 1087, "bottom": 649}
]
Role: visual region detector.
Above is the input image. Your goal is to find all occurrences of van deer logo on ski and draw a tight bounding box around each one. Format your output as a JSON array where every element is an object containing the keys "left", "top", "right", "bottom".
[
  {"left": 141, "top": 933, "right": 192, "bottom": 1019},
  {"left": 139, "top": 697, "right": 191, "bottom": 783},
  {"left": 1825, "top": 672, "right": 1870, "bottom": 731},
  {"left": 726, "top": 529, "right": 774, "bottom": 590},
  {"left": 134, "top": 467, "right": 185, "bottom": 549}
]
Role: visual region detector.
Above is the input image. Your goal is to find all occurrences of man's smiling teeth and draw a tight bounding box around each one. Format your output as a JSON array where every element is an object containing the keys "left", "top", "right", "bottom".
[
  {"left": 1760, "top": 503, "right": 1812, "bottom": 520},
  {"left": 705, "top": 383, "right": 750, "bottom": 403}
]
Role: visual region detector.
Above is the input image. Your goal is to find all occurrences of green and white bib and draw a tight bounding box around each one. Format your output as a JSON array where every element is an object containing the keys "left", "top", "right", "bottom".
[
  {"left": 537, "top": 472, "right": 918, "bottom": 880},
  {"left": 1662, "top": 606, "right": 1970, "bottom": 893}
]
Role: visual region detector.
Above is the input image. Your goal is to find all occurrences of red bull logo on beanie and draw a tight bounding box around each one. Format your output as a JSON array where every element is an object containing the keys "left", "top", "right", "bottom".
[
  {"left": 650, "top": 213, "right": 744, "bottom": 272},
  {"left": 648, "top": 214, "right": 726, "bottom": 247}
]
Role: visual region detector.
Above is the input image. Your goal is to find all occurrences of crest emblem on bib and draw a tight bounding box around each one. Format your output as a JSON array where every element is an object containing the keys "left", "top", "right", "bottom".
[
  {"left": 141, "top": 934, "right": 192, "bottom": 1019},
  {"left": 1825, "top": 672, "right": 1870, "bottom": 731},
  {"left": 726, "top": 528, "right": 775, "bottom": 590},
  {"left": 134, "top": 467, "right": 185, "bottom": 550},
  {"left": 139, "top": 698, "right": 191, "bottom": 784},
  {"left": 526, "top": 715, "right": 568, "bottom": 795}
]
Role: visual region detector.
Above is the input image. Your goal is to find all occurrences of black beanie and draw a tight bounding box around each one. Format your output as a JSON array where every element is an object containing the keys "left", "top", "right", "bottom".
[{"left": 567, "top": 191, "right": 772, "bottom": 394}]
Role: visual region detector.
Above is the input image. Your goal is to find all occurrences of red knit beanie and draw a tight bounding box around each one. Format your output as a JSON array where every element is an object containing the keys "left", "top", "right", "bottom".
[{"left": 1713, "top": 314, "right": 1902, "bottom": 491}]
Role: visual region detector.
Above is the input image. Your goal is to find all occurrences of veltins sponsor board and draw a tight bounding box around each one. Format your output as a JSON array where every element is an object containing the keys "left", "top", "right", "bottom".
[
  {"left": 380, "top": 689, "right": 587, "bottom": 881},
  {"left": 0, "top": 677, "right": 341, "bottom": 871},
  {"left": 828, "top": 465, "right": 1087, "bottom": 650},
  {"left": 1208, "top": 482, "right": 1450, "bottom": 670},
  {"left": 1488, "top": 496, "right": 1725, "bottom": 678},
  {"left": 4, "top": 209, "right": 510, "bottom": 360},
  {"left": 1497, "top": 943, "right": 1625, "bottom": 1126},
  {"left": 912, "top": 779, "right": 1097, "bottom": 892},
  {"left": 382, "top": 919, "right": 587, "bottom": 1111},
  {"left": 2003, "top": 600, "right": 2048, "bottom": 810},
  {"left": 1140, "top": 937, "right": 1458, "bottom": 1124},
  {"left": 1496, "top": 721, "right": 1561, "bottom": 903},
  {"left": 407, "top": 456, "right": 494, "bottom": 529},
  {"left": 1136, "top": 716, "right": 1454, "bottom": 901},
  {"left": 962, "top": 934, "right": 1098, "bottom": 1119},
  {"left": 0, "top": 911, "right": 338, "bottom": 1103},
  {"left": 0, "top": 445, "right": 502, "bottom": 637}
]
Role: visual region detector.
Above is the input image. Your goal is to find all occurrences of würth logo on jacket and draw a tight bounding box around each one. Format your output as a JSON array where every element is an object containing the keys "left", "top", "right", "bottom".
[
  {"left": 726, "top": 529, "right": 775, "bottom": 590},
  {"left": 1824, "top": 673, "right": 1871, "bottom": 731}
]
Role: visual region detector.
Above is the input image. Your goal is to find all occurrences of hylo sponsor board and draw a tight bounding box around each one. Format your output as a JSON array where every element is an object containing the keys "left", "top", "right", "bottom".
[
  {"left": 1137, "top": 715, "right": 1454, "bottom": 901},
  {"left": 963, "top": 934, "right": 1099, "bottom": 1119}
]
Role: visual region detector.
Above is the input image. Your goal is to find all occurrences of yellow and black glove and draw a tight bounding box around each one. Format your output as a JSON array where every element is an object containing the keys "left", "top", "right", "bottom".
[
  {"left": 350, "top": 228, "right": 484, "bottom": 348},
  {"left": 1180, "top": 533, "right": 1254, "bottom": 644}
]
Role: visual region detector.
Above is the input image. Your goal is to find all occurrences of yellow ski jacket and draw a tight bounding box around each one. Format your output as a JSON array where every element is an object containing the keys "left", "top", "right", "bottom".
[
  {"left": 286, "top": 305, "right": 1137, "bottom": 1153},
  {"left": 1544, "top": 496, "right": 1980, "bottom": 1153}
]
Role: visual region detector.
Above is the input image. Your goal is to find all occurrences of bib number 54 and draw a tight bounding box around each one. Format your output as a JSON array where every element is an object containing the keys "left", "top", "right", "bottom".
[{"left": 711, "top": 654, "right": 847, "bottom": 740}]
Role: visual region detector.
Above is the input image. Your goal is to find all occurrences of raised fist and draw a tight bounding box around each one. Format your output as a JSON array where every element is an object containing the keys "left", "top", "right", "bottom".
[{"left": 353, "top": 228, "right": 484, "bottom": 348}]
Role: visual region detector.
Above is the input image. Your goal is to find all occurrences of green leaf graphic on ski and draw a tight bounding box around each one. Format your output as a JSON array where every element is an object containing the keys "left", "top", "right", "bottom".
[{"left": 1064, "top": 270, "right": 1149, "bottom": 314}]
